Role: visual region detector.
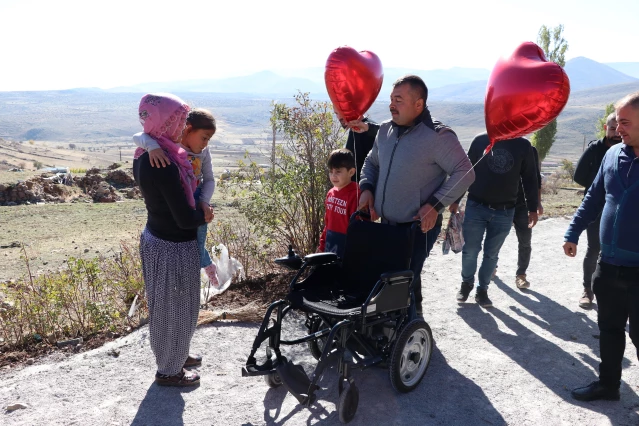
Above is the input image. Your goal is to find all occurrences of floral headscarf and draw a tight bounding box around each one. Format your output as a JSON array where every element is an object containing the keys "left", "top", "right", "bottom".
[{"left": 135, "top": 93, "right": 197, "bottom": 208}]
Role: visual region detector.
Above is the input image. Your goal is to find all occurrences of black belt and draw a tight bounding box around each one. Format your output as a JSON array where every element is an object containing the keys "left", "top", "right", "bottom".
[
  {"left": 382, "top": 214, "right": 443, "bottom": 227},
  {"left": 468, "top": 194, "right": 515, "bottom": 211}
]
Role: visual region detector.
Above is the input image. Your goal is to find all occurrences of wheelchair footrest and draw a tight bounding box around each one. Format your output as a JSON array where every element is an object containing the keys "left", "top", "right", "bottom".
[
  {"left": 242, "top": 357, "right": 275, "bottom": 377},
  {"left": 276, "top": 359, "right": 319, "bottom": 406}
]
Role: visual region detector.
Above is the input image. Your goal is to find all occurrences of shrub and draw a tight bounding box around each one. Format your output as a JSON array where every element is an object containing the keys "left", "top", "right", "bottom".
[
  {"left": 33, "top": 160, "right": 43, "bottom": 169},
  {"left": 208, "top": 215, "right": 276, "bottom": 278},
  {"left": 223, "top": 92, "right": 345, "bottom": 255},
  {"left": 0, "top": 242, "right": 145, "bottom": 349},
  {"left": 560, "top": 159, "right": 575, "bottom": 180}
]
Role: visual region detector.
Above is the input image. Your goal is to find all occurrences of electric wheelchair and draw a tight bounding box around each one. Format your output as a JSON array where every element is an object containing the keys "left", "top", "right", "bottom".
[{"left": 242, "top": 212, "right": 433, "bottom": 423}]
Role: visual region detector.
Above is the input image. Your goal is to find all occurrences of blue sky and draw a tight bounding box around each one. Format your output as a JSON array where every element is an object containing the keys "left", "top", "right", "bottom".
[{"left": 0, "top": 0, "right": 637, "bottom": 91}]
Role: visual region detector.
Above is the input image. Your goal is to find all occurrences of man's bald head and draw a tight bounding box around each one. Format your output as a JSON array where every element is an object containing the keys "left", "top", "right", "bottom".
[
  {"left": 615, "top": 91, "right": 639, "bottom": 110},
  {"left": 604, "top": 112, "right": 621, "bottom": 144},
  {"left": 615, "top": 91, "right": 639, "bottom": 150}
]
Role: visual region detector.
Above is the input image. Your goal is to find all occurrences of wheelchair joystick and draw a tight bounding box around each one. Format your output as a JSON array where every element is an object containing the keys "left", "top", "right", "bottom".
[{"left": 274, "top": 244, "right": 303, "bottom": 270}]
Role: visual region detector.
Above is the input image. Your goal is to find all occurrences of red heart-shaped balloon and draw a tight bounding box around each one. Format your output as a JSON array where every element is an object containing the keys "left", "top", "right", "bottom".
[
  {"left": 325, "top": 46, "right": 383, "bottom": 122},
  {"left": 485, "top": 42, "right": 570, "bottom": 147}
]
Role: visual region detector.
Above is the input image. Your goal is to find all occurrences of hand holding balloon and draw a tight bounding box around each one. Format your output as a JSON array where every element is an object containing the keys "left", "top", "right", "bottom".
[{"left": 347, "top": 120, "right": 369, "bottom": 133}]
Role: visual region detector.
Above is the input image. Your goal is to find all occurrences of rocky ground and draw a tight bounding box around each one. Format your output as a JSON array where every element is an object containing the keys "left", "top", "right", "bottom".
[{"left": 1, "top": 218, "right": 638, "bottom": 425}]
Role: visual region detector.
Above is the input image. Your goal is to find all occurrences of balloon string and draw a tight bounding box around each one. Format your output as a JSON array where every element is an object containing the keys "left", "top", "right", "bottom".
[
  {"left": 354, "top": 131, "right": 359, "bottom": 204},
  {"left": 417, "top": 149, "right": 491, "bottom": 222}
]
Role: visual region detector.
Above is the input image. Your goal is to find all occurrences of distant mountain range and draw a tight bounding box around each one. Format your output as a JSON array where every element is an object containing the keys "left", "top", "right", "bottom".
[
  {"left": 106, "top": 57, "right": 638, "bottom": 104},
  {"left": 2, "top": 56, "right": 639, "bottom": 162},
  {"left": 606, "top": 62, "right": 639, "bottom": 79}
]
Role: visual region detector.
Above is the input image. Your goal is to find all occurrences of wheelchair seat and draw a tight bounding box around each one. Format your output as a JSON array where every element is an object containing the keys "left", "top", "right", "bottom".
[{"left": 288, "top": 217, "right": 415, "bottom": 317}]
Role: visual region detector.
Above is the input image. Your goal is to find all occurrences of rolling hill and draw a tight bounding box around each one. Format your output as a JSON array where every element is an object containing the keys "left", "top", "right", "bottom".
[{"left": 3, "top": 79, "right": 639, "bottom": 163}]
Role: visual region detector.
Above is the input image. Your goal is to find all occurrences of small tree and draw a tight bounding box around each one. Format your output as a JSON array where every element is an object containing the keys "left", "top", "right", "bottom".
[
  {"left": 227, "top": 92, "right": 346, "bottom": 255},
  {"left": 531, "top": 24, "right": 569, "bottom": 161},
  {"left": 69, "top": 143, "right": 77, "bottom": 150},
  {"left": 596, "top": 103, "right": 616, "bottom": 139},
  {"left": 560, "top": 159, "right": 575, "bottom": 180}
]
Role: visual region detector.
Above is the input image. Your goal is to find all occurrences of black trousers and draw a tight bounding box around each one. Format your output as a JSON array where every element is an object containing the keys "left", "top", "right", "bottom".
[
  {"left": 592, "top": 261, "right": 639, "bottom": 388},
  {"left": 583, "top": 215, "right": 601, "bottom": 289},
  {"left": 412, "top": 214, "right": 442, "bottom": 304},
  {"left": 512, "top": 203, "right": 531, "bottom": 276}
]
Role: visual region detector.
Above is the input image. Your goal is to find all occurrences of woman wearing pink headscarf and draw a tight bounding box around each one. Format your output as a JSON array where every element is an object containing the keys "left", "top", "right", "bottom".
[{"left": 133, "top": 93, "right": 211, "bottom": 386}]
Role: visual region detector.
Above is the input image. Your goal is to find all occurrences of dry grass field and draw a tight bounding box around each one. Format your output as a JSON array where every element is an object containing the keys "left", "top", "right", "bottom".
[{"left": 0, "top": 185, "right": 583, "bottom": 283}]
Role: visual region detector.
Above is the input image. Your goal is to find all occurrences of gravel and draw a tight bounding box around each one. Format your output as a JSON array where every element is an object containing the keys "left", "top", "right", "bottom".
[{"left": 1, "top": 218, "right": 638, "bottom": 425}]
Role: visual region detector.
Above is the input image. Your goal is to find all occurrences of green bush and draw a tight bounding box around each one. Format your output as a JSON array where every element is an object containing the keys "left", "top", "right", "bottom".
[
  {"left": 0, "top": 243, "right": 145, "bottom": 348},
  {"left": 208, "top": 215, "right": 276, "bottom": 278},
  {"left": 222, "top": 92, "right": 345, "bottom": 255}
]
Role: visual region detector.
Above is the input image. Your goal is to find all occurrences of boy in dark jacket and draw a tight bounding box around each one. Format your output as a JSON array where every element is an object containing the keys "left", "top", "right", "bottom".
[{"left": 573, "top": 113, "right": 621, "bottom": 308}]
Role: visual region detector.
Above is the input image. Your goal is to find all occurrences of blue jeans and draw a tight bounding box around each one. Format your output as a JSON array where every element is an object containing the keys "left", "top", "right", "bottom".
[
  {"left": 461, "top": 200, "right": 515, "bottom": 290},
  {"left": 197, "top": 223, "right": 212, "bottom": 268},
  {"left": 194, "top": 186, "right": 213, "bottom": 269}
]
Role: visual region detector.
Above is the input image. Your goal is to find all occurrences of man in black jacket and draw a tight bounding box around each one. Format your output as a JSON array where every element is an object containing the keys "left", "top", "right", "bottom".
[
  {"left": 573, "top": 113, "right": 621, "bottom": 308},
  {"left": 510, "top": 145, "right": 543, "bottom": 289},
  {"left": 452, "top": 133, "right": 539, "bottom": 308},
  {"left": 336, "top": 112, "right": 380, "bottom": 182}
]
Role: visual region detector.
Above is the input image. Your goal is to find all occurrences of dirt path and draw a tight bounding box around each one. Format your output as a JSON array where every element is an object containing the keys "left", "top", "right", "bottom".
[{"left": 1, "top": 218, "right": 638, "bottom": 425}]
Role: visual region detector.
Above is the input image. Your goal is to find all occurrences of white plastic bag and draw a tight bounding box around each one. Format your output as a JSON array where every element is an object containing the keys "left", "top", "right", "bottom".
[
  {"left": 201, "top": 243, "right": 245, "bottom": 302},
  {"left": 442, "top": 211, "right": 465, "bottom": 255}
]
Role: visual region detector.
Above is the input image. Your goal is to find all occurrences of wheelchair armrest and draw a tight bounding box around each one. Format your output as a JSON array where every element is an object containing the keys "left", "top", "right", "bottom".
[
  {"left": 380, "top": 270, "right": 414, "bottom": 284},
  {"left": 302, "top": 252, "right": 339, "bottom": 266}
]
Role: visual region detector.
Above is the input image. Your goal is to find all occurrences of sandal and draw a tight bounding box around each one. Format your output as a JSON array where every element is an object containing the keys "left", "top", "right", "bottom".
[
  {"left": 184, "top": 354, "right": 203, "bottom": 368},
  {"left": 155, "top": 368, "right": 200, "bottom": 387}
]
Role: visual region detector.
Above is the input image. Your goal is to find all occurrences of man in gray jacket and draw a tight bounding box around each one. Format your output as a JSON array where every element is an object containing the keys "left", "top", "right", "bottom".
[{"left": 359, "top": 75, "right": 475, "bottom": 313}]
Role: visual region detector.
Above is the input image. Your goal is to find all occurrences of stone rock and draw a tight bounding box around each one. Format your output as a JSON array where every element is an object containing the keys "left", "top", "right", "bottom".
[
  {"left": 106, "top": 169, "right": 134, "bottom": 187},
  {"left": 56, "top": 337, "right": 83, "bottom": 349},
  {"left": 6, "top": 403, "right": 28, "bottom": 412},
  {"left": 26, "top": 358, "right": 34, "bottom": 365},
  {"left": 107, "top": 348, "right": 120, "bottom": 358}
]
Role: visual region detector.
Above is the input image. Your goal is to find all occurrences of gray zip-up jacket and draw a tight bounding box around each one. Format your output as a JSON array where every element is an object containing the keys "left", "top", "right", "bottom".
[{"left": 359, "top": 109, "right": 475, "bottom": 224}]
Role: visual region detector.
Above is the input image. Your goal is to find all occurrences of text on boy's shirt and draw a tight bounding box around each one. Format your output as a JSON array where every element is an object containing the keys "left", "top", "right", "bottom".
[{"left": 326, "top": 196, "right": 348, "bottom": 216}]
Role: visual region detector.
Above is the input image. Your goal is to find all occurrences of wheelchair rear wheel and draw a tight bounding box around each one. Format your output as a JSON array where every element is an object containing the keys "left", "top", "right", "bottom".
[
  {"left": 264, "top": 372, "right": 283, "bottom": 388},
  {"left": 389, "top": 319, "right": 433, "bottom": 393}
]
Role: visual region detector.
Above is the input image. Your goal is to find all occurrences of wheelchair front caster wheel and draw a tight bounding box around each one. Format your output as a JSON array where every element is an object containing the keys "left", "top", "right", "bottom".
[
  {"left": 337, "top": 381, "right": 359, "bottom": 423},
  {"left": 389, "top": 319, "right": 433, "bottom": 393},
  {"left": 308, "top": 316, "right": 328, "bottom": 360},
  {"left": 264, "top": 372, "right": 283, "bottom": 388}
]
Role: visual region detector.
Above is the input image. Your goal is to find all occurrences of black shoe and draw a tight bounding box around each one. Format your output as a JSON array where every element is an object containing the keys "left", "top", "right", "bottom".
[
  {"left": 456, "top": 282, "right": 473, "bottom": 302},
  {"left": 571, "top": 381, "right": 620, "bottom": 401},
  {"left": 475, "top": 289, "right": 493, "bottom": 308}
]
